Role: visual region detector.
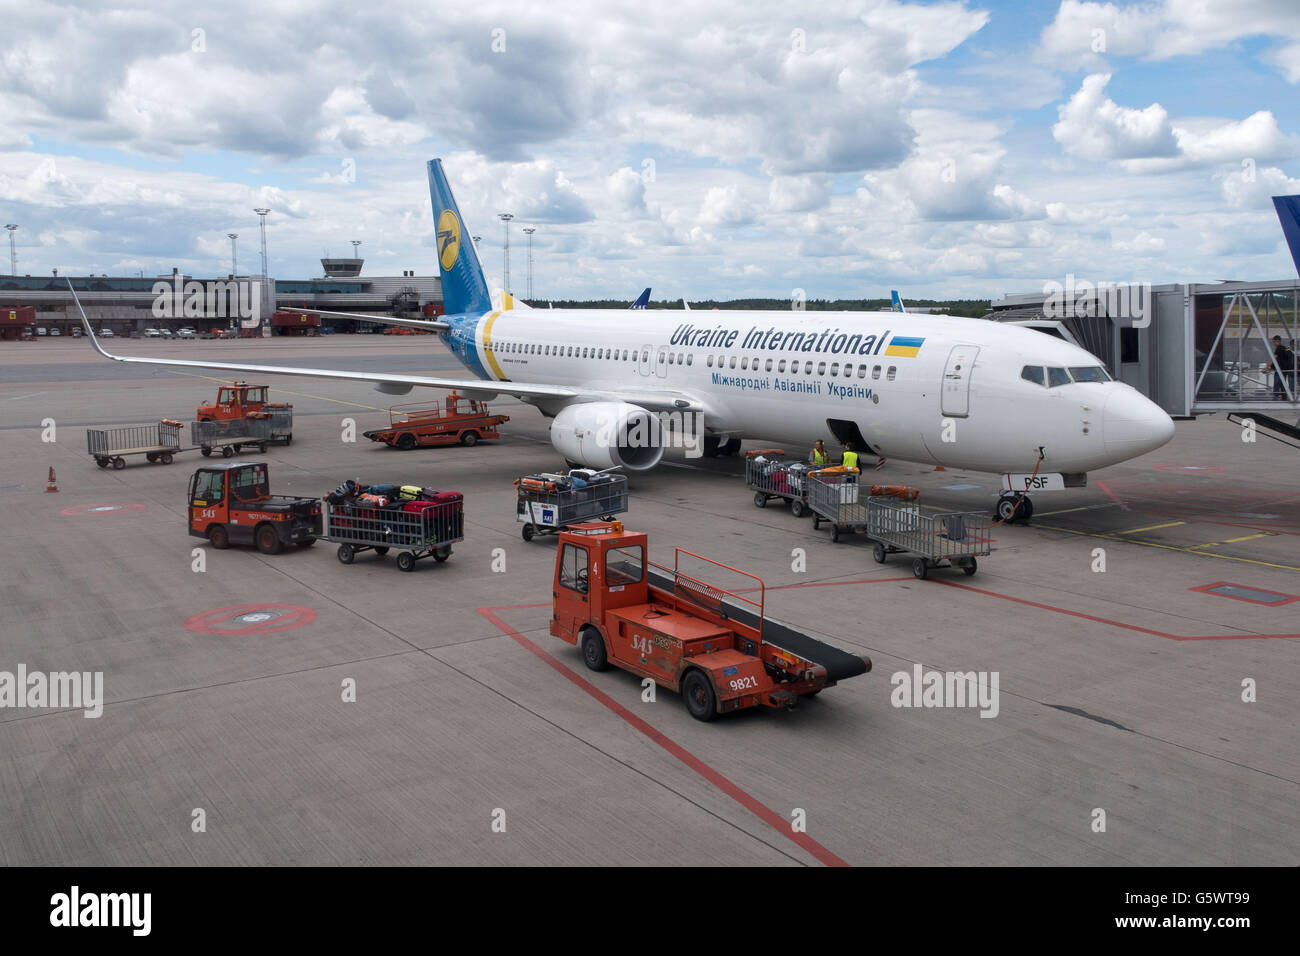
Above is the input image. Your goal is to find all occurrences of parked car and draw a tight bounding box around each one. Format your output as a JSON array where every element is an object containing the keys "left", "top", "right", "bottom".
[
  {"left": 159, "top": 328, "right": 174, "bottom": 338},
  {"left": 177, "top": 328, "right": 196, "bottom": 338},
  {"left": 36, "top": 327, "right": 48, "bottom": 336},
  {"left": 48, "top": 328, "right": 62, "bottom": 336},
  {"left": 99, "top": 329, "right": 114, "bottom": 337},
  {"left": 144, "top": 328, "right": 161, "bottom": 337}
]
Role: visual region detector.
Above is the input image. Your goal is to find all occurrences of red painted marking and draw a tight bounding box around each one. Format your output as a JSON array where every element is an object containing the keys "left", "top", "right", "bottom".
[
  {"left": 184, "top": 603, "right": 316, "bottom": 635},
  {"left": 478, "top": 605, "right": 850, "bottom": 867},
  {"left": 1094, "top": 480, "right": 1128, "bottom": 511},
  {"left": 60, "top": 503, "right": 147, "bottom": 516},
  {"left": 1189, "top": 582, "right": 1300, "bottom": 606},
  {"left": 934, "top": 580, "right": 1300, "bottom": 641}
]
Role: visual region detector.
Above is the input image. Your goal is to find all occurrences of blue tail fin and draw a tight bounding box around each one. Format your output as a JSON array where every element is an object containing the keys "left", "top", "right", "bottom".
[
  {"left": 1274, "top": 195, "right": 1300, "bottom": 276},
  {"left": 890, "top": 290, "right": 907, "bottom": 313},
  {"left": 428, "top": 159, "right": 492, "bottom": 316},
  {"left": 630, "top": 287, "right": 651, "bottom": 309}
]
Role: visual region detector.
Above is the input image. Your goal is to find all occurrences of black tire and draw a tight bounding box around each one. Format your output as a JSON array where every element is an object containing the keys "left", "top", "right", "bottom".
[
  {"left": 200, "top": 447, "right": 212, "bottom": 457},
  {"left": 1020, "top": 496, "right": 1034, "bottom": 521},
  {"left": 682, "top": 670, "right": 717, "bottom": 722},
  {"left": 96, "top": 457, "right": 109, "bottom": 469},
  {"left": 703, "top": 436, "right": 721, "bottom": 458},
  {"left": 580, "top": 629, "right": 609, "bottom": 672},
  {"left": 873, "top": 543, "right": 887, "bottom": 564},
  {"left": 396, "top": 433, "right": 416, "bottom": 451},
  {"left": 790, "top": 499, "right": 806, "bottom": 518},
  {"left": 753, "top": 492, "right": 767, "bottom": 508},
  {"left": 721, "top": 438, "right": 741, "bottom": 456},
  {"left": 373, "top": 546, "right": 389, "bottom": 556},
  {"left": 830, "top": 525, "right": 840, "bottom": 543},
  {"left": 146, "top": 452, "right": 158, "bottom": 463},
  {"left": 397, "top": 551, "right": 416, "bottom": 572},
  {"left": 112, "top": 457, "right": 125, "bottom": 470},
  {"left": 522, "top": 524, "right": 535, "bottom": 542},
  {"left": 256, "top": 524, "right": 283, "bottom": 555},
  {"left": 285, "top": 433, "right": 292, "bottom": 445},
  {"left": 161, "top": 453, "right": 173, "bottom": 465},
  {"left": 963, "top": 558, "right": 978, "bottom": 576},
  {"left": 297, "top": 537, "right": 316, "bottom": 548},
  {"left": 460, "top": 431, "right": 479, "bottom": 447},
  {"left": 433, "top": 546, "right": 451, "bottom": 562},
  {"left": 336, "top": 544, "right": 354, "bottom": 564},
  {"left": 208, "top": 525, "right": 230, "bottom": 550},
  {"left": 222, "top": 445, "right": 234, "bottom": 458},
  {"left": 912, "top": 557, "right": 928, "bottom": 580}
]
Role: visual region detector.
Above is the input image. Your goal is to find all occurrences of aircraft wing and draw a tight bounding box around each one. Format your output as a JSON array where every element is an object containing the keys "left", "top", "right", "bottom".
[{"left": 280, "top": 307, "right": 448, "bottom": 332}]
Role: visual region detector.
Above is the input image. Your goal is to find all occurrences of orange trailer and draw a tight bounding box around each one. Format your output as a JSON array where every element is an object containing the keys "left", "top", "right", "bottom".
[
  {"left": 550, "top": 522, "right": 871, "bottom": 721},
  {"left": 363, "top": 393, "right": 509, "bottom": 450}
]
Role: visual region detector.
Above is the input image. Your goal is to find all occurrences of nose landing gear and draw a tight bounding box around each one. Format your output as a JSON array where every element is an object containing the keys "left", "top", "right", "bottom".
[{"left": 995, "top": 493, "right": 1034, "bottom": 524}]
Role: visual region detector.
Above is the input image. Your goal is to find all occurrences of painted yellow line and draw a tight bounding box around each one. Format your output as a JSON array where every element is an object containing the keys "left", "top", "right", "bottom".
[
  {"left": 1034, "top": 504, "right": 1119, "bottom": 517},
  {"left": 1117, "top": 520, "right": 1185, "bottom": 535},
  {"left": 1035, "top": 523, "right": 1300, "bottom": 573},
  {"left": 1222, "top": 533, "right": 1272, "bottom": 544}
]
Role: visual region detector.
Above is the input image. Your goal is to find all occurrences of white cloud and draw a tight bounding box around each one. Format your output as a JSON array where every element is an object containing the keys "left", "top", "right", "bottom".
[
  {"left": 1220, "top": 165, "right": 1300, "bottom": 208},
  {"left": 697, "top": 184, "right": 754, "bottom": 228},
  {"left": 1052, "top": 74, "right": 1179, "bottom": 162}
]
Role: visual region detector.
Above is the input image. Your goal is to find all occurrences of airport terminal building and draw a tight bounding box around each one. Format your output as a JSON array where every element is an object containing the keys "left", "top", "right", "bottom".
[{"left": 0, "top": 257, "right": 443, "bottom": 337}]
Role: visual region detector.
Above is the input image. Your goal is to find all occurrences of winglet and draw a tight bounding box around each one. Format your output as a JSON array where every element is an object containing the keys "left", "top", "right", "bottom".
[
  {"left": 1273, "top": 195, "right": 1300, "bottom": 276},
  {"left": 68, "top": 280, "right": 120, "bottom": 361},
  {"left": 891, "top": 290, "right": 908, "bottom": 313}
]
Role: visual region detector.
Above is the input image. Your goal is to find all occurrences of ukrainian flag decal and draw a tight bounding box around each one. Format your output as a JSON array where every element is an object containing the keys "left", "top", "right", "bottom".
[{"left": 885, "top": 335, "right": 925, "bottom": 358}]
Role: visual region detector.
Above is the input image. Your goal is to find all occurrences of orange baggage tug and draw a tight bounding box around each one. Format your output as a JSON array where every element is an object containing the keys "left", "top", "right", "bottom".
[{"left": 550, "top": 521, "right": 870, "bottom": 721}]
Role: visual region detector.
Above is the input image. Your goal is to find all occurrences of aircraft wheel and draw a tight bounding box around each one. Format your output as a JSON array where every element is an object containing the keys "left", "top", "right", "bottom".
[
  {"left": 996, "top": 495, "right": 1020, "bottom": 523},
  {"left": 1019, "top": 496, "right": 1034, "bottom": 521},
  {"left": 721, "top": 438, "right": 741, "bottom": 456},
  {"left": 703, "top": 436, "right": 721, "bottom": 458},
  {"left": 682, "top": 670, "right": 717, "bottom": 722}
]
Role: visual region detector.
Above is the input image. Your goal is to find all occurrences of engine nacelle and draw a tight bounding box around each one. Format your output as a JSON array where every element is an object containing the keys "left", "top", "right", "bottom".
[{"left": 550, "top": 402, "right": 665, "bottom": 471}]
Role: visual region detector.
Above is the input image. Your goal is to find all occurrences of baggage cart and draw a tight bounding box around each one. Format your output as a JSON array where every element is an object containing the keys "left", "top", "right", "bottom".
[
  {"left": 86, "top": 420, "right": 184, "bottom": 469},
  {"left": 250, "top": 406, "right": 294, "bottom": 445},
  {"left": 859, "top": 495, "right": 992, "bottom": 579},
  {"left": 192, "top": 417, "right": 272, "bottom": 458},
  {"left": 517, "top": 472, "right": 628, "bottom": 541},
  {"left": 806, "top": 471, "right": 870, "bottom": 542},
  {"left": 321, "top": 495, "right": 463, "bottom": 571},
  {"left": 745, "top": 449, "right": 814, "bottom": 517}
]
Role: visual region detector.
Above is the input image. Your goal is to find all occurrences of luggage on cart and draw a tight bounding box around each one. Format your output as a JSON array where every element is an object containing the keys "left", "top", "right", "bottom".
[{"left": 517, "top": 471, "right": 628, "bottom": 541}]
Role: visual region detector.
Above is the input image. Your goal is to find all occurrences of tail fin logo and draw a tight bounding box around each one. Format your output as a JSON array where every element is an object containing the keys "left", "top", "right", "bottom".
[{"left": 437, "top": 210, "right": 462, "bottom": 272}]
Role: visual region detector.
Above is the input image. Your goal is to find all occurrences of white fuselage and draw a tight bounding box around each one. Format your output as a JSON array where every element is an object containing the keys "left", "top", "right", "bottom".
[{"left": 450, "top": 308, "right": 1174, "bottom": 475}]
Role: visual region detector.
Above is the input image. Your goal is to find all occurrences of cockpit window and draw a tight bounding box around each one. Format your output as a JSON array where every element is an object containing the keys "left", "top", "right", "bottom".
[
  {"left": 1021, "top": 365, "right": 1045, "bottom": 386},
  {"left": 1068, "top": 366, "right": 1111, "bottom": 383},
  {"left": 1046, "top": 367, "right": 1071, "bottom": 387}
]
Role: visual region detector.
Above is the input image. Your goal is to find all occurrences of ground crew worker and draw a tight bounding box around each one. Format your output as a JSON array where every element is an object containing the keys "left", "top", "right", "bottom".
[
  {"left": 842, "top": 442, "right": 860, "bottom": 475},
  {"left": 809, "top": 439, "right": 829, "bottom": 466}
]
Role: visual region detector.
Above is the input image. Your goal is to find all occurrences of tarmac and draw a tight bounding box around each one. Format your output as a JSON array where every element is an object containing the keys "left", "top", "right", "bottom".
[{"left": 1, "top": 334, "right": 1297, "bottom": 866}]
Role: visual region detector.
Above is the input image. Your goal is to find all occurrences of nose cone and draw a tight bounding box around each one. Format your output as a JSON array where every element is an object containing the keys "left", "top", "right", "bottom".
[{"left": 1103, "top": 386, "right": 1175, "bottom": 459}]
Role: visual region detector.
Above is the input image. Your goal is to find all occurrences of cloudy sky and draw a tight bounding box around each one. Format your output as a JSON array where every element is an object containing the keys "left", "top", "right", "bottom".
[{"left": 1, "top": 0, "right": 1298, "bottom": 301}]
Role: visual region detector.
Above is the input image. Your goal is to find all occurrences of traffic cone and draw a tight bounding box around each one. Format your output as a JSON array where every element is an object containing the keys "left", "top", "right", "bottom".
[{"left": 45, "top": 466, "right": 59, "bottom": 493}]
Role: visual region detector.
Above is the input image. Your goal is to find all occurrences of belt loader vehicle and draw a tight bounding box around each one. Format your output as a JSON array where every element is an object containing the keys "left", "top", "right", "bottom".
[{"left": 550, "top": 521, "right": 870, "bottom": 721}]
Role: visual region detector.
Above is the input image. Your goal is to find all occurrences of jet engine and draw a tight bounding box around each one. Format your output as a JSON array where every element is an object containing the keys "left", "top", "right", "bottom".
[{"left": 550, "top": 402, "right": 664, "bottom": 471}]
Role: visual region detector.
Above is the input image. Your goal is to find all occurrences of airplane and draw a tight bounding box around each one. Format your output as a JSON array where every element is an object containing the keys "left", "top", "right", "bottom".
[
  {"left": 630, "top": 288, "right": 651, "bottom": 309},
  {"left": 75, "top": 158, "right": 1175, "bottom": 522},
  {"left": 891, "top": 290, "right": 907, "bottom": 313}
]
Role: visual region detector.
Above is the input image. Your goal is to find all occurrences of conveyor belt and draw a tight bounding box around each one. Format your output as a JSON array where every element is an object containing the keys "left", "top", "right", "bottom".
[
  {"left": 1228, "top": 412, "right": 1300, "bottom": 450},
  {"left": 648, "top": 568, "right": 868, "bottom": 681}
]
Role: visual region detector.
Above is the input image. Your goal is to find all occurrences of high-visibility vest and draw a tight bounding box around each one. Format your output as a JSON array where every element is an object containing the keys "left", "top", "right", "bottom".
[
  {"left": 842, "top": 450, "right": 859, "bottom": 471},
  {"left": 810, "top": 447, "right": 828, "bottom": 465}
]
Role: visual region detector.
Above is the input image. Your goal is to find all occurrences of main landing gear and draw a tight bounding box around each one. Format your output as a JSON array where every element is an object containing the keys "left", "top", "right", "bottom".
[{"left": 995, "top": 493, "right": 1034, "bottom": 524}]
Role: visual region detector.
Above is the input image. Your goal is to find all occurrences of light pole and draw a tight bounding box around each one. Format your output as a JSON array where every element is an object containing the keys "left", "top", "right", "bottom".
[
  {"left": 497, "top": 213, "right": 513, "bottom": 294},
  {"left": 4, "top": 225, "right": 16, "bottom": 275},
  {"left": 227, "top": 233, "right": 238, "bottom": 276},
  {"left": 350, "top": 240, "right": 361, "bottom": 265},
  {"left": 523, "top": 227, "right": 536, "bottom": 301},
  {"left": 253, "top": 208, "right": 270, "bottom": 279}
]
